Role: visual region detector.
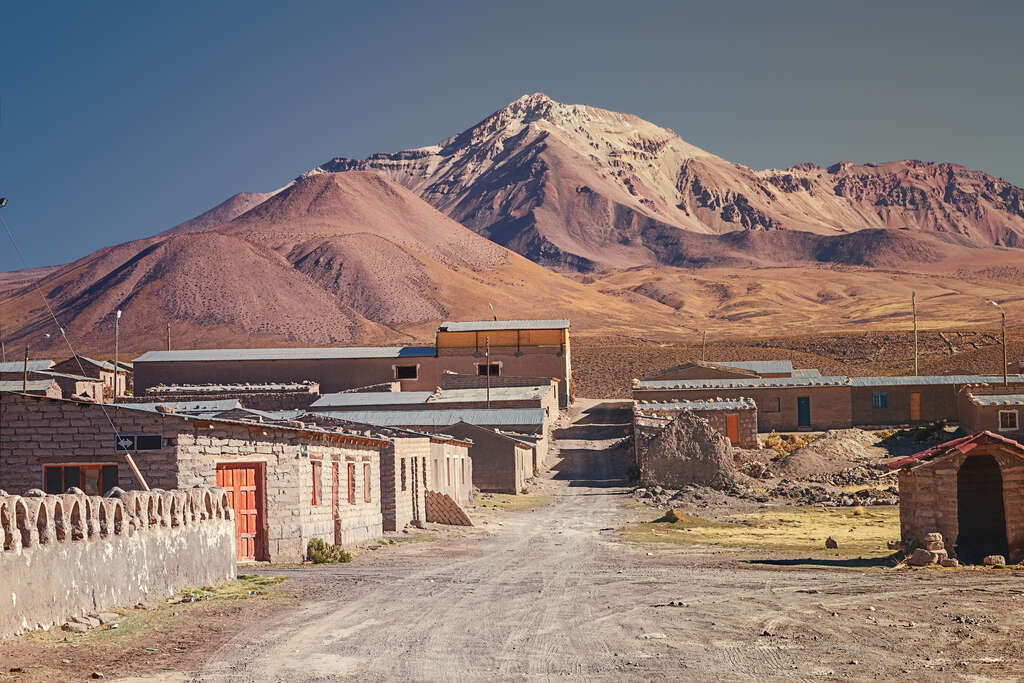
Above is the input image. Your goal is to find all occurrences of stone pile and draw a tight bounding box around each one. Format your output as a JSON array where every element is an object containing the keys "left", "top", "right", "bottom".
[{"left": 907, "top": 532, "right": 959, "bottom": 567}]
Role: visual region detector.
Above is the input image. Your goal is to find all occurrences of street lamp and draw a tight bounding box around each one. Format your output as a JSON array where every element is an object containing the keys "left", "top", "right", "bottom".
[
  {"left": 989, "top": 301, "right": 1007, "bottom": 386},
  {"left": 114, "top": 309, "right": 122, "bottom": 401}
]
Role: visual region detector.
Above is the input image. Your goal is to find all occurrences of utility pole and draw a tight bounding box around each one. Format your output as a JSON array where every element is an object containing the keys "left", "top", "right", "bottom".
[
  {"left": 701, "top": 330, "right": 707, "bottom": 362},
  {"left": 990, "top": 301, "right": 1007, "bottom": 386},
  {"left": 114, "top": 309, "right": 122, "bottom": 402},
  {"left": 912, "top": 291, "right": 919, "bottom": 376},
  {"left": 485, "top": 336, "right": 491, "bottom": 408},
  {"left": 23, "top": 344, "right": 29, "bottom": 392},
  {"left": 166, "top": 322, "right": 171, "bottom": 351}
]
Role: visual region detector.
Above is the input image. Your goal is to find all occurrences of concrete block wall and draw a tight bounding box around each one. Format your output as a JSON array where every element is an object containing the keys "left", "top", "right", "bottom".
[
  {"left": 380, "top": 437, "right": 429, "bottom": 531},
  {"left": 0, "top": 487, "right": 235, "bottom": 639}
]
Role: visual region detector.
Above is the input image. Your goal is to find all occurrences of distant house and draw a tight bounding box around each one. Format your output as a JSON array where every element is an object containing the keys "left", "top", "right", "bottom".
[
  {"left": 0, "top": 360, "right": 56, "bottom": 377},
  {"left": 438, "top": 422, "right": 534, "bottom": 494},
  {"left": 52, "top": 357, "right": 129, "bottom": 398},
  {"left": 132, "top": 319, "right": 573, "bottom": 407},
  {"left": 889, "top": 432, "right": 1024, "bottom": 564},
  {"left": 634, "top": 397, "right": 758, "bottom": 448},
  {"left": 30, "top": 370, "right": 105, "bottom": 402},
  {"left": 0, "top": 380, "right": 61, "bottom": 399},
  {"left": 958, "top": 386, "right": 1024, "bottom": 442}
]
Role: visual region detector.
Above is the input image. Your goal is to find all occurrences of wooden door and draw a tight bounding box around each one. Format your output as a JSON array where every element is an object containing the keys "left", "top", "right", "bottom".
[
  {"left": 725, "top": 414, "right": 740, "bottom": 445},
  {"left": 216, "top": 463, "right": 265, "bottom": 562},
  {"left": 909, "top": 392, "right": 921, "bottom": 421},
  {"left": 797, "top": 397, "right": 811, "bottom": 428}
]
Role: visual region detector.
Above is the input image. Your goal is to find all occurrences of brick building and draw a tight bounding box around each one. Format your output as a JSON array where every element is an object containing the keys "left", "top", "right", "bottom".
[
  {"left": 633, "top": 371, "right": 1024, "bottom": 432},
  {"left": 0, "top": 393, "right": 387, "bottom": 562},
  {"left": 439, "top": 422, "right": 534, "bottom": 494},
  {"left": 957, "top": 386, "right": 1024, "bottom": 442},
  {"left": 132, "top": 319, "right": 573, "bottom": 407},
  {"left": 53, "top": 357, "right": 129, "bottom": 398},
  {"left": 31, "top": 370, "right": 106, "bottom": 402},
  {"left": 633, "top": 397, "right": 758, "bottom": 448},
  {"left": 889, "top": 432, "right": 1024, "bottom": 564}
]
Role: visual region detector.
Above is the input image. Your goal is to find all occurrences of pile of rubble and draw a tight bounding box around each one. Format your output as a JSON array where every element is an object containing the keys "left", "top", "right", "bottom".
[{"left": 906, "top": 533, "right": 959, "bottom": 567}]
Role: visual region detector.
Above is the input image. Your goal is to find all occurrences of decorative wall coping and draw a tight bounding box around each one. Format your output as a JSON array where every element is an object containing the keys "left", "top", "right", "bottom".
[{"left": 0, "top": 487, "right": 232, "bottom": 555}]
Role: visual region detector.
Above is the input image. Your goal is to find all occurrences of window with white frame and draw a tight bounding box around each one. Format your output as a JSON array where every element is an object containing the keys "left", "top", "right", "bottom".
[{"left": 999, "top": 410, "right": 1019, "bottom": 432}]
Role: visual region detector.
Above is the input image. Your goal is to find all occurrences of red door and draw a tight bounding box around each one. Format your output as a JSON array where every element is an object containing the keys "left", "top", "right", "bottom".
[
  {"left": 216, "top": 463, "right": 266, "bottom": 561},
  {"left": 725, "top": 414, "right": 740, "bottom": 445}
]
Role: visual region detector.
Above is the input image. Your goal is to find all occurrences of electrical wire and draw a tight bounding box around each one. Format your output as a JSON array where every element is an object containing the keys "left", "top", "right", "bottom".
[{"left": 0, "top": 210, "right": 148, "bottom": 489}]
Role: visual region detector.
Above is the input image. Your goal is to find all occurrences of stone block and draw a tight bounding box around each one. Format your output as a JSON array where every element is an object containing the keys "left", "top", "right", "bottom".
[
  {"left": 923, "top": 540, "right": 945, "bottom": 551},
  {"left": 908, "top": 548, "right": 936, "bottom": 566},
  {"left": 940, "top": 558, "right": 959, "bottom": 567},
  {"left": 983, "top": 555, "right": 1007, "bottom": 566}
]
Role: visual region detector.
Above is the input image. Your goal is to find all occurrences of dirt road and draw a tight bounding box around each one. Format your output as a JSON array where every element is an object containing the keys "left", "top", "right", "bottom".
[{"left": 184, "top": 401, "right": 1023, "bottom": 682}]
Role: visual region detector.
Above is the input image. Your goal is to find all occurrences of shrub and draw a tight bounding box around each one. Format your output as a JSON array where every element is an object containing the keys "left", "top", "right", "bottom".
[{"left": 306, "top": 538, "right": 352, "bottom": 564}]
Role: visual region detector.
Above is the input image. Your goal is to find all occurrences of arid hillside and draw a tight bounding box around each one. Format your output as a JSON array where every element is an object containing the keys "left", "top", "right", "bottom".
[
  {"left": 321, "top": 93, "right": 1024, "bottom": 270},
  {"left": 0, "top": 172, "right": 701, "bottom": 354}
]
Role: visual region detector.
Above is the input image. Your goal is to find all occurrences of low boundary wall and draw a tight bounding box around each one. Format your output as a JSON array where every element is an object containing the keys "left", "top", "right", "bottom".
[{"left": 0, "top": 487, "right": 236, "bottom": 639}]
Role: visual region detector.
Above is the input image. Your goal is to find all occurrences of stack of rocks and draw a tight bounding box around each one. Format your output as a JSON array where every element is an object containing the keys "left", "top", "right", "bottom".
[{"left": 907, "top": 532, "right": 959, "bottom": 567}]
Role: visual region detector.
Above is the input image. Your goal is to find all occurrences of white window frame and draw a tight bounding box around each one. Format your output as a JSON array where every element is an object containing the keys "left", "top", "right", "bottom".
[
  {"left": 998, "top": 409, "right": 1019, "bottom": 432},
  {"left": 475, "top": 360, "right": 503, "bottom": 377}
]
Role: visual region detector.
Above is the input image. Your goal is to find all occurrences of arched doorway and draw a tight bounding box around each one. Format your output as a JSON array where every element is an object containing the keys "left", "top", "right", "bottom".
[{"left": 956, "top": 455, "right": 1009, "bottom": 564}]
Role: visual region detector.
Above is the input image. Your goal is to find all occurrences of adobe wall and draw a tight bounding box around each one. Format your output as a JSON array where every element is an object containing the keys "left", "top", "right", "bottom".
[
  {"left": 0, "top": 488, "right": 235, "bottom": 640},
  {"left": 176, "top": 432, "right": 383, "bottom": 559},
  {"left": 122, "top": 391, "right": 320, "bottom": 411},
  {"left": 439, "top": 424, "right": 519, "bottom": 494},
  {"left": 380, "top": 437, "right": 430, "bottom": 531},
  {"left": 634, "top": 386, "right": 853, "bottom": 432},
  {"left": 134, "top": 347, "right": 572, "bottom": 406},
  {"left": 898, "top": 447, "right": 1024, "bottom": 562},
  {"left": 428, "top": 441, "right": 472, "bottom": 507},
  {"left": 849, "top": 384, "right": 959, "bottom": 426},
  {"left": 0, "top": 394, "right": 185, "bottom": 493}
]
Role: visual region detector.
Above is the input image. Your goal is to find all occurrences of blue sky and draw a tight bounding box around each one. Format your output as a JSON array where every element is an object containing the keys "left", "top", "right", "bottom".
[{"left": 2, "top": 0, "right": 1022, "bottom": 270}]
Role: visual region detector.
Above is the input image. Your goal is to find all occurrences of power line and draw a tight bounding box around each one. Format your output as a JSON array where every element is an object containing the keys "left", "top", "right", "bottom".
[{"left": 0, "top": 209, "right": 150, "bottom": 490}]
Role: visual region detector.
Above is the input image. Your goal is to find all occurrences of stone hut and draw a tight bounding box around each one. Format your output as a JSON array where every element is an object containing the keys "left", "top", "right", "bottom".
[{"left": 889, "top": 431, "right": 1024, "bottom": 564}]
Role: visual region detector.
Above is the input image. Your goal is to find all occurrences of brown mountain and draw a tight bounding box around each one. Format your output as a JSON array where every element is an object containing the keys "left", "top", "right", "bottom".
[
  {"left": 319, "top": 93, "right": 1024, "bottom": 270},
  {"left": 0, "top": 172, "right": 695, "bottom": 353}
]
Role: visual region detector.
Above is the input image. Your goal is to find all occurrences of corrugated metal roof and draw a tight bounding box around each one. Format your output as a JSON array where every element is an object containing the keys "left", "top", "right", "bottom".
[
  {"left": 314, "top": 408, "right": 545, "bottom": 427},
  {"left": 31, "top": 370, "right": 100, "bottom": 382},
  {"left": 888, "top": 431, "right": 1024, "bottom": 469},
  {"left": 0, "top": 360, "right": 55, "bottom": 373},
  {"left": 0, "top": 380, "right": 56, "bottom": 392},
  {"left": 848, "top": 375, "right": 1024, "bottom": 387},
  {"left": 311, "top": 391, "right": 432, "bottom": 408},
  {"left": 134, "top": 346, "right": 436, "bottom": 363},
  {"left": 792, "top": 368, "right": 823, "bottom": 378},
  {"left": 311, "top": 385, "right": 551, "bottom": 408},
  {"left": 716, "top": 360, "right": 794, "bottom": 374},
  {"left": 438, "top": 319, "right": 570, "bottom": 332},
  {"left": 635, "top": 397, "right": 757, "bottom": 411},
  {"left": 634, "top": 374, "right": 1024, "bottom": 391}
]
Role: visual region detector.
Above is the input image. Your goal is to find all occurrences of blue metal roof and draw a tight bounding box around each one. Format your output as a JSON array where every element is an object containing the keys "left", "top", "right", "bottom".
[
  {"left": 0, "top": 380, "right": 56, "bottom": 392},
  {"left": 310, "top": 385, "right": 551, "bottom": 409},
  {"left": 313, "top": 408, "right": 545, "bottom": 427},
  {"left": 311, "top": 391, "right": 433, "bottom": 408},
  {"left": 134, "top": 346, "right": 436, "bottom": 363},
  {"left": 438, "top": 319, "right": 570, "bottom": 332}
]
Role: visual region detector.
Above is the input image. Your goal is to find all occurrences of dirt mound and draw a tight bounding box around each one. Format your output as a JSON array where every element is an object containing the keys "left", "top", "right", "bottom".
[
  {"left": 639, "top": 412, "right": 735, "bottom": 488},
  {"left": 775, "top": 429, "right": 888, "bottom": 478}
]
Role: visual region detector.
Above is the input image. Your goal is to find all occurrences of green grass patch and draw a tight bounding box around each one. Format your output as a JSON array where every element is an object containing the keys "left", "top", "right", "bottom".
[
  {"left": 620, "top": 506, "right": 900, "bottom": 557},
  {"left": 472, "top": 492, "right": 552, "bottom": 512}
]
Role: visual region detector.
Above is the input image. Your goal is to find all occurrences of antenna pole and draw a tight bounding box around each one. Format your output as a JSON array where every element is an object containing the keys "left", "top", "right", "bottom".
[
  {"left": 23, "top": 344, "right": 29, "bottom": 392},
  {"left": 166, "top": 322, "right": 171, "bottom": 351},
  {"left": 912, "top": 291, "right": 918, "bottom": 376},
  {"left": 701, "top": 330, "right": 707, "bottom": 362},
  {"left": 485, "top": 336, "right": 491, "bottom": 408}
]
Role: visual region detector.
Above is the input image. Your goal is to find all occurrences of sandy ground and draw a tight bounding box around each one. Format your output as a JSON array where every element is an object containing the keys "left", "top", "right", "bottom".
[{"left": 7, "top": 401, "right": 1024, "bottom": 682}]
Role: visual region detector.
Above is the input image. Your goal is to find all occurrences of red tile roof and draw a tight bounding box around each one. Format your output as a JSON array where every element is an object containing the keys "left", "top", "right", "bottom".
[{"left": 887, "top": 431, "right": 1024, "bottom": 469}]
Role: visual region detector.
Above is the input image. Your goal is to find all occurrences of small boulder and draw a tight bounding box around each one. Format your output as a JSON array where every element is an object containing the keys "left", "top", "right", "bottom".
[
  {"left": 825, "top": 536, "right": 839, "bottom": 549},
  {"left": 923, "top": 532, "right": 943, "bottom": 543},
  {"left": 940, "top": 558, "right": 960, "bottom": 568},
  {"left": 63, "top": 622, "right": 89, "bottom": 634},
  {"left": 656, "top": 509, "right": 682, "bottom": 523},
  {"left": 923, "top": 540, "right": 945, "bottom": 551},
  {"left": 887, "top": 540, "right": 903, "bottom": 550},
  {"left": 983, "top": 555, "right": 1007, "bottom": 566},
  {"left": 908, "top": 547, "right": 936, "bottom": 566}
]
